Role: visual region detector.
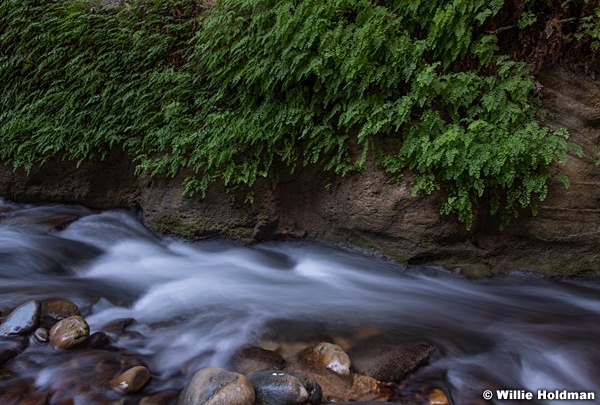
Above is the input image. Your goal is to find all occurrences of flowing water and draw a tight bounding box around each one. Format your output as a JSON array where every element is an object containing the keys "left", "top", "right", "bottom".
[{"left": 0, "top": 200, "right": 599, "bottom": 404}]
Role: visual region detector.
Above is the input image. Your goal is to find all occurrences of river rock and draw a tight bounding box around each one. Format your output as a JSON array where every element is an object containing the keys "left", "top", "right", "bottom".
[
  {"left": 297, "top": 342, "right": 351, "bottom": 376},
  {"left": 229, "top": 347, "right": 286, "bottom": 375},
  {"left": 0, "top": 300, "right": 41, "bottom": 336},
  {"left": 40, "top": 298, "right": 80, "bottom": 329},
  {"left": 348, "top": 337, "right": 435, "bottom": 382},
  {"left": 428, "top": 388, "right": 450, "bottom": 405},
  {"left": 248, "top": 370, "right": 322, "bottom": 405},
  {"left": 33, "top": 328, "right": 49, "bottom": 343},
  {"left": 109, "top": 365, "right": 151, "bottom": 394},
  {"left": 49, "top": 316, "right": 90, "bottom": 349},
  {"left": 178, "top": 367, "right": 255, "bottom": 405}
]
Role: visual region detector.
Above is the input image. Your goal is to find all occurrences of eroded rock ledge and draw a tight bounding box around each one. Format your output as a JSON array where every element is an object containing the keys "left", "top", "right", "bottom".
[{"left": 0, "top": 67, "right": 598, "bottom": 277}]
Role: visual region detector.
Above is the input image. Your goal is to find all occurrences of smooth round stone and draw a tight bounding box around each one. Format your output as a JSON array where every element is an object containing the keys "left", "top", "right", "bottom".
[
  {"left": 0, "top": 300, "right": 41, "bottom": 336},
  {"left": 33, "top": 327, "right": 49, "bottom": 343},
  {"left": 178, "top": 367, "right": 255, "bottom": 405},
  {"left": 40, "top": 298, "right": 80, "bottom": 328},
  {"left": 298, "top": 342, "right": 351, "bottom": 375},
  {"left": 248, "top": 370, "right": 322, "bottom": 405},
  {"left": 428, "top": 388, "right": 450, "bottom": 405},
  {"left": 109, "top": 365, "right": 151, "bottom": 394},
  {"left": 49, "top": 316, "right": 90, "bottom": 349},
  {"left": 229, "top": 346, "right": 286, "bottom": 375}
]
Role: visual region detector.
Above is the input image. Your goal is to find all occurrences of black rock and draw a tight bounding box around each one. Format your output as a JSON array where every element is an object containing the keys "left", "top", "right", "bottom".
[{"left": 248, "top": 370, "right": 322, "bottom": 405}]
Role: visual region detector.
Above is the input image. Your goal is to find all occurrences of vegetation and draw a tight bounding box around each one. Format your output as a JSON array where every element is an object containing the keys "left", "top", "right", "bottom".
[{"left": 0, "top": 0, "right": 597, "bottom": 228}]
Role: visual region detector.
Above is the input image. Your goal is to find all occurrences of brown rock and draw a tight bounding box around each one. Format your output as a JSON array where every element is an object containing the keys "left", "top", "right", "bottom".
[
  {"left": 349, "top": 337, "right": 435, "bottom": 382},
  {"left": 40, "top": 299, "right": 80, "bottom": 329},
  {"left": 428, "top": 388, "right": 449, "bottom": 405},
  {"left": 49, "top": 316, "right": 90, "bottom": 349},
  {"left": 109, "top": 366, "right": 151, "bottom": 394},
  {"left": 229, "top": 346, "right": 286, "bottom": 375},
  {"left": 178, "top": 367, "right": 255, "bottom": 405},
  {"left": 297, "top": 342, "right": 351, "bottom": 376}
]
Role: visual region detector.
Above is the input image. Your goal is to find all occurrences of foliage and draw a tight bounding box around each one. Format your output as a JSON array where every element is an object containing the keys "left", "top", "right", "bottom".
[{"left": 0, "top": 0, "right": 586, "bottom": 229}]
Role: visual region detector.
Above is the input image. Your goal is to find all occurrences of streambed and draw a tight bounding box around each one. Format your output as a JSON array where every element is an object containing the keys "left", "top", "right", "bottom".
[{"left": 0, "top": 200, "right": 598, "bottom": 404}]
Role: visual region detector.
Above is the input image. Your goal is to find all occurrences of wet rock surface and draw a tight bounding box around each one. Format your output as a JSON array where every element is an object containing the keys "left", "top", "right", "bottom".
[
  {"left": 49, "top": 316, "right": 90, "bottom": 349},
  {"left": 349, "top": 337, "right": 435, "bottom": 382},
  {"left": 296, "top": 342, "right": 351, "bottom": 376},
  {"left": 40, "top": 298, "right": 80, "bottom": 329},
  {"left": 0, "top": 300, "right": 40, "bottom": 336},
  {"left": 178, "top": 367, "right": 255, "bottom": 405},
  {"left": 249, "top": 370, "right": 322, "bottom": 405},
  {"left": 108, "top": 365, "right": 151, "bottom": 394},
  {"left": 229, "top": 346, "right": 286, "bottom": 375}
]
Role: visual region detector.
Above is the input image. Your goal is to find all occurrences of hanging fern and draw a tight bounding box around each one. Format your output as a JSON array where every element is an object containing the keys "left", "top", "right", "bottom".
[{"left": 0, "top": 0, "right": 586, "bottom": 229}]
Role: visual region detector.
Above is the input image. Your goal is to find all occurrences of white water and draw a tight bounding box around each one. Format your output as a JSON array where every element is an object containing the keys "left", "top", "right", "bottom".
[{"left": 0, "top": 201, "right": 599, "bottom": 404}]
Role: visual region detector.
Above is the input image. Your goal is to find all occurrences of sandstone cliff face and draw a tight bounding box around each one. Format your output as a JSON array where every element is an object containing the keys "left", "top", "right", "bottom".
[{"left": 0, "top": 67, "right": 598, "bottom": 277}]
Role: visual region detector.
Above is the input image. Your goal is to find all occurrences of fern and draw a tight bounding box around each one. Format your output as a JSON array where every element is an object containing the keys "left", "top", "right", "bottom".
[{"left": 0, "top": 0, "right": 584, "bottom": 229}]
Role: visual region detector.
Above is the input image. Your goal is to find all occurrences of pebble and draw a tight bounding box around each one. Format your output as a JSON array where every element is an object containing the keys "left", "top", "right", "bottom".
[
  {"left": 248, "top": 370, "right": 322, "bottom": 405},
  {"left": 178, "top": 367, "right": 255, "bottom": 405},
  {"left": 49, "top": 316, "right": 90, "bottom": 349},
  {"left": 109, "top": 365, "right": 151, "bottom": 394},
  {"left": 33, "top": 328, "right": 49, "bottom": 344},
  {"left": 428, "top": 388, "right": 450, "bottom": 405},
  {"left": 0, "top": 300, "right": 41, "bottom": 336}
]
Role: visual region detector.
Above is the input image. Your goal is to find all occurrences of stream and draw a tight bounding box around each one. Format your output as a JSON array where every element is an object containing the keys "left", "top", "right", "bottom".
[{"left": 0, "top": 200, "right": 599, "bottom": 404}]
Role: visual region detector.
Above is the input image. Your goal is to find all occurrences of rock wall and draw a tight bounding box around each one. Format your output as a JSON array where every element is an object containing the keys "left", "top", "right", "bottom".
[{"left": 0, "top": 67, "right": 598, "bottom": 277}]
